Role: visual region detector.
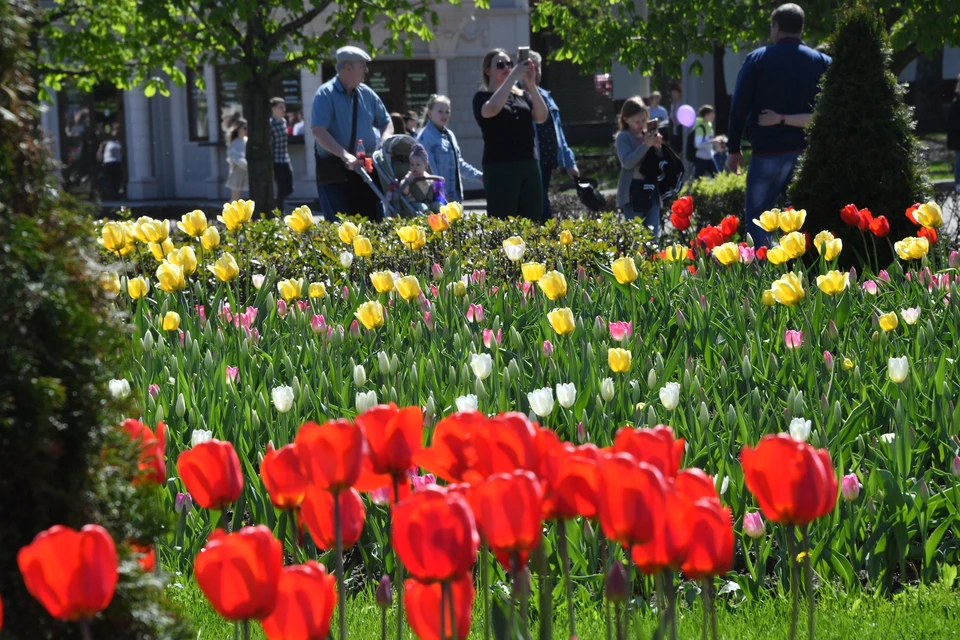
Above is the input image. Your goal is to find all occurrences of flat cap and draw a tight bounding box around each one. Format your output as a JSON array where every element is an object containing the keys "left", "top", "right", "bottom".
[{"left": 336, "top": 46, "right": 371, "bottom": 63}]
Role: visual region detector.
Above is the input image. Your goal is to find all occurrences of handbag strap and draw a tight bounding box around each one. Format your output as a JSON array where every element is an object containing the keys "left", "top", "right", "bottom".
[{"left": 348, "top": 91, "right": 359, "bottom": 153}]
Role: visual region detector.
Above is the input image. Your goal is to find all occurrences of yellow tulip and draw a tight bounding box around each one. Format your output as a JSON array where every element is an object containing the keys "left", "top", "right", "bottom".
[
  {"left": 355, "top": 300, "right": 385, "bottom": 330},
  {"left": 608, "top": 347, "right": 632, "bottom": 373},
  {"left": 370, "top": 271, "right": 396, "bottom": 293},
  {"left": 781, "top": 232, "right": 806, "bottom": 259},
  {"left": 778, "top": 208, "right": 806, "bottom": 233},
  {"left": 277, "top": 278, "right": 303, "bottom": 302},
  {"left": 761, "top": 289, "right": 776, "bottom": 306},
  {"left": 162, "top": 311, "right": 181, "bottom": 332},
  {"left": 915, "top": 202, "right": 942, "bottom": 229},
  {"left": 547, "top": 307, "right": 576, "bottom": 336},
  {"left": 397, "top": 225, "right": 427, "bottom": 250},
  {"left": 816, "top": 270, "right": 849, "bottom": 296},
  {"left": 178, "top": 209, "right": 208, "bottom": 237},
  {"left": 878, "top": 312, "right": 898, "bottom": 332},
  {"left": 820, "top": 238, "right": 842, "bottom": 261},
  {"left": 168, "top": 246, "right": 198, "bottom": 276},
  {"left": 753, "top": 209, "right": 780, "bottom": 233},
  {"left": 156, "top": 261, "right": 186, "bottom": 293},
  {"left": 502, "top": 236, "right": 526, "bottom": 262},
  {"left": 353, "top": 236, "right": 373, "bottom": 258},
  {"left": 218, "top": 200, "right": 255, "bottom": 231},
  {"left": 521, "top": 262, "right": 547, "bottom": 282},
  {"left": 440, "top": 201, "right": 463, "bottom": 222},
  {"left": 149, "top": 238, "right": 175, "bottom": 262},
  {"left": 309, "top": 282, "right": 327, "bottom": 298},
  {"left": 127, "top": 276, "right": 150, "bottom": 299},
  {"left": 663, "top": 244, "right": 689, "bottom": 262},
  {"left": 771, "top": 272, "right": 805, "bottom": 306},
  {"left": 895, "top": 237, "right": 930, "bottom": 261},
  {"left": 812, "top": 230, "right": 834, "bottom": 251},
  {"left": 208, "top": 252, "right": 240, "bottom": 282},
  {"left": 99, "top": 221, "right": 128, "bottom": 253},
  {"left": 201, "top": 226, "right": 221, "bottom": 251},
  {"left": 842, "top": 357, "right": 854, "bottom": 371},
  {"left": 338, "top": 221, "right": 359, "bottom": 243},
  {"left": 117, "top": 240, "right": 136, "bottom": 257},
  {"left": 611, "top": 256, "right": 639, "bottom": 284},
  {"left": 285, "top": 206, "right": 314, "bottom": 233},
  {"left": 766, "top": 246, "right": 790, "bottom": 265},
  {"left": 99, "top": 271, "right": 121, "bottom": 295},
  {"left": 452, "top": 281, "right": 467, "bottom": 297},
  {"left": 134, "top": 217, "right": 169, "bottom": 244},
  {"left": 559, "top": 229, "right": 573, "bottom": 246},
  {"left": 538, "top": 270, "right": 568, "bottom": 300},
  {"left": 395, "top": 275, "right": 422, "bottom": 301},
  {"left": 427, "top": 213, "right": 450, "bottom": 233},
  {"left": 711, "top": 242, "right": 740, "bottom": 266}
]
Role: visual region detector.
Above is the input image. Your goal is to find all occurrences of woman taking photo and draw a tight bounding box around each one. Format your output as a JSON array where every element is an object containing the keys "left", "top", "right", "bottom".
[
  {"left": 473, "top": 48, "right": 548, "bottom": 220},
  {"left": 417, "top": 94, "right": 483, "bottom": 203},
  {"left": 615, "top": 97, "right": 663, "bottom": 235}
]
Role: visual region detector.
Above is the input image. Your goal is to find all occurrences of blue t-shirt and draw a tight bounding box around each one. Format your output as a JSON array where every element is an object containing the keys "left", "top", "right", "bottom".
[{"left": 311, "top": 77, "right": 390, "bottom": 157}]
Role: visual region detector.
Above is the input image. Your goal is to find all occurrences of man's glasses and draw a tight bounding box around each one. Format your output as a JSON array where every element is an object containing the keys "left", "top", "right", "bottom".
[{"left": 495, "top": 60, "right": 514, "bottom": 70}]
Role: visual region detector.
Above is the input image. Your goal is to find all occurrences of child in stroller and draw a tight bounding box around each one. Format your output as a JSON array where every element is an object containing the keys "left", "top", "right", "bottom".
[{"left": 399, "top": 143, "right": 446, "bottom": 214}]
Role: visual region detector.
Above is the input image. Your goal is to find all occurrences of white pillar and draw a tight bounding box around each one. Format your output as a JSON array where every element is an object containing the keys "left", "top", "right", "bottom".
[
  {"left": 204, "top": 64, "right": 223, "bottom": 200},
  {"left": 436, "top": 58, "right": 450, "bottom": 97},
  {"left": 125, "top": 89, "right": 157, "bottom": 199},
  {"left": 302, "top": 66, "right": 323, "bottom": 188}
]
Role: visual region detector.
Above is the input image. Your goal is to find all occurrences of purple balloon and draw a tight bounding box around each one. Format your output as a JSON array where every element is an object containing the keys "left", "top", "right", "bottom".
[{"left": 677, "top": 105, "right": 696, "bottom": 128}]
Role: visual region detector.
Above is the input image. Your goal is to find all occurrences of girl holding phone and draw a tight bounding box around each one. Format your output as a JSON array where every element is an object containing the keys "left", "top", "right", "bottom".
[{"left": 615, "top": 97, "right": 663, "bottom": 235}]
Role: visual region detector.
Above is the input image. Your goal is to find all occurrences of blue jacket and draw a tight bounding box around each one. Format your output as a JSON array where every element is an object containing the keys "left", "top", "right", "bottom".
[
  {"left": 416, "top": 120, "right": 482, "bottom": 203},
  {"left": 534, "top": 88, "right": 577, "bottom": 170},
  {"left": 727, "top": 38, "right": 831, "bottom": 156}
]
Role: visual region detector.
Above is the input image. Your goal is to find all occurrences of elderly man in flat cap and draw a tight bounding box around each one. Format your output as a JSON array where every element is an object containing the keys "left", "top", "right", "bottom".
[{"left": 311, "top": 46, "right": 393, "bottom": 221}]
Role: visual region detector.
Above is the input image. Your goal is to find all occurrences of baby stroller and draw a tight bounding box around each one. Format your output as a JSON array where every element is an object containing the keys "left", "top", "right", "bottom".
[{"left": 364, "top": 135, "right": 443, "bottom": 218}]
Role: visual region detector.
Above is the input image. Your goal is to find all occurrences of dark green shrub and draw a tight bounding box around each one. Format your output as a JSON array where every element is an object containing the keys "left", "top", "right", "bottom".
[
  {"left": 789, "top": 3, "right": 931, "bottom": 269},
  {"left": 680, "top": 171, "right": 747, "bottom": 229},
  {"left": 0, "top": 3, "right": 190, "bottom": 638}
]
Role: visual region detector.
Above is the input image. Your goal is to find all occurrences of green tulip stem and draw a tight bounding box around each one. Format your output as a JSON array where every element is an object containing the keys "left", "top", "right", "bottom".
[
  {"left": 787, "top": 525, "right": 799, "bottom": 640},
  {"left": 666, "top": 570, "right": 679, "bottom": 640},
  {"left": 439, "top": 580, "right": 448, "bottom": 640},
  {"left": 289, "top": 509, "right": 299, "bottom": 562},
  {"left": 446, "top": 580, "right": 457, "bottom": 640},
  {"left": 243, "top": 620, "right": 251, "bottom": 640},
  {"left": 557, "top": 519, "right": 577, "bottom": 639},
  {"left": 481, "top": 541, "right": 491, "bottom": 640},
  {"left": 392, "top": 477, "right": 405, "bottom": 640},
  {"left": 334, "top": 490, "right": 347, "bottom": 640},
  {"left": 803, "top": 525, "right": 815, "bottom": 640},
  {"left": 80, "top": 618, "right": 93, "bottom": 640},
  {"left": 380, "top": 606, "right": 387, "bottom": 640}
]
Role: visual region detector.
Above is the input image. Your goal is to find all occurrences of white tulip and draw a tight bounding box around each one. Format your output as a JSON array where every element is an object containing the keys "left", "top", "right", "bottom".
[
  {"left": 600, "top": 377, "right": 615, "bottom": 402},
  {"left": 378, "top": 351, "right": 391, "bottom": 375},
  {"left": 879, "top": 433, "right": 896, "bottom": 444},
  {"left": 271, "top": 385, "right": 295, "bottom": 413},
  {"left": 108, "top": 378, "right": 131, "bottom": 399},
  {"left": 356, "top": 390, "right": 378, "bottom": 413},
  {"left": 900, "top": 307, "right": 920, "bottom": 325},
  {"left": 556, "top": 382, "right": 577, "bottom": 409},
  {"left": 252, "top": 274, "right": 266, "bottom": 290},
  {"left": 789, "top": 417, "right": 811, "bottom": 442},
  {"left": 353, "top": 364, "right": 366, "bottom": 387},
  {"left": 340, "top": 251, "right": 354, "bottom": 269},
  {"left": 888, "top": 356, "right": 909, "bottom": 383},
  {"left": 502, "top": 237, "right": 526, "bottom": 262},
  {"left": 470, "top": 353, "right": 493, "bottom": 381},
  {"left": 455, "top": 394, "right": 479, "bottom": 412},
  {"left": 659, "top": 382, "right": 681, "bottom": 411},
  {"left": 527, "top": 387, "right": 555, "bottom": 417},
  {"left": 191, "top": 429, "right": 213, "bottom": 447}
]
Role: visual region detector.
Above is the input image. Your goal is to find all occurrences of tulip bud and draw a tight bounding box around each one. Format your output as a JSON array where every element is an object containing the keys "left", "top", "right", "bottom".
[
  {"left": 175, "top": 393, "right": 186, "bottom": 418},
  {"left": 142, "top": 330, "right": 155, "bottom": 353},
  {"left": 583, "top": 518, "right": 595, "bottom": 544},
  {"left": 915, "top": 478, "right": 930, "bottom": 502},
  {"left": 600, "top": 377, "right": 615, "bottom": 402},
  {"left": 605, "top": 562, "right": 628, "bottom": 603},
  {"left": 950, "top": 251, "right": 960, "bottom": 269},
  {"left": 823, "top": 350, "right": 834, "bottom": 372},
  {"left": 155, "top": 404, "right": 165, "bottom": 424},
  {"left": 743, "top": 511, "right": 765, "bottom": 539},
  {"left": 543, "top": 340, "right": 554, "bottom": 359},
  {"left": 699, "top": 402, "right": 709, "bottom": 429},
  {"left": 647, "top": 368, "right": 657, "bottom": 390},
  {"left": 376, "top": 575, "right": 393, "bottom": 609},
  {"left": 951, "top": 455, "right": 960, "bottom": 477},
  {"left": 741, "top": 354, "right": 753, "bottom": 379},
  {"left": 175, "top": 492, "right": 193, "bottom": 514},
  {"left": 841, "top": 473, "right": 860, "bottom": 502},
  {"left": 353, "top": 364, "right": 366, "bottom": 387}
]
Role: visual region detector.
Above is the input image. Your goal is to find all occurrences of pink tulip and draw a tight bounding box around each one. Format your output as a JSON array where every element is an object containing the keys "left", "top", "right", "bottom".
[
  {"left": 296, "top": 300, "right": 309, "bottom": 312},
  {"left": 951, "top": 456, "right": 960, "bottom": 478},
  {"left": 244, "top": 327, "right": 260, "bottom": 345},
  {"left": 841, "top": 473, "right": 860, "bottom": 502},
  {"left": 429, "top": 284, "right": 439, "bottom": 298},
  {"left": 423, "top": 311, "right": 434, "bottom": 331},
  {"left": 862, "top": 280, "right": 878, "bottom": 295},
  {"left": 739, "top": 245, "right": 756, "bottom": 264},
  {"left": 218, "top": 301, "right": 233, "bottom": 324},
  {"left": 877, "top": 270, "right": 890, "bottom": 283},
  {"left": 784, "top": 329, "right": 803, "bottom": 349},
  {"left": 148, "top": 384, "right": 160, "bottom": 398},
  {"left": 431, "top": 263, "right": 444, "bottom": 280},
  {"left": 743, "top": 511, "right": 765, "bottom": 539},
  {"left": 950, "top": 251, "right": 959, "bottom": 269},
  {"left": 411, "top": 473, "right": 436, "bottom": 492},
  {"left": 482, "top": 328, "right": 502, "bottom": 348},
  {"left": 349, "top": 319, "right": 361, "bottom": 338},
  {"left": 823, "top": 351, "right": 834, "bottom": 372},
  {"left": 369, "top": 486, "right": 390, "bottom": 505},
  {"left": 521, "top": 282, "right": 535, "bottom": 299},
  {"left": 576, "top": 265, "right": 587, "bottom": 282},
  {"left": 225, "top": 366, "right": 239, "bottom": 384},
  {"left": 576, "top": 421, "right": 586, "bottom": 443},
  {"left": 277, "top": 299, "right": 289, "bottom": 317},
  {"left": 466, "top": 303, "right": 484, "bottom": 323},
  {"left": 608, "top": 321, "right": 633, "bottom": 342},
  {"left": 195, "top": 304, "right": 207, "bottom": 326},
  {"left": 471, "top": 269, "right": 486, "bottom": 285},
  {"left": 179, "top": 330, "right": 186, "bottom": 346},
  {"left": 542, "top": 340, "right": 554, "bottom": 359},
  {"left": 311, "top": 315, "right": 327, "bottom": 336}
]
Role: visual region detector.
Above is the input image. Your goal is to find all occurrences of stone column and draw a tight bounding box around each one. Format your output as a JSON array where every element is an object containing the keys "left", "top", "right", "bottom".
[
  {"left": 124, "top": 88, "right": 158, "bottom": 200},
  {"left": 302, "top": 66, "right": 323, "bottom": 195},
  {"left": 205, "top": 64, "right": 223, "bottom": 200}
]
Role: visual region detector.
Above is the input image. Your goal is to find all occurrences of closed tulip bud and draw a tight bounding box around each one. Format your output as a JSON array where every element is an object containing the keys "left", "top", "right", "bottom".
[
  {"left": 389, "top": 354, "right": 399, "bottom": 375},
  {"left": 916, "top": 478, "right": 930, "bottom": 502},
  {"left": 600, "top": 377, "right": 615, "bottom": 402},
  {"left": 647, "top": 368, "right": 657, "bottom": 390},
  {"left": 542, "top": 340, "right": 554, "bottom": 359},
  {"left": 162, "top": 311, "right": 181, "bottom": 331},
  {"left": 743, "top": 511, "right": 765, "bottom": 538},
  {"left": 339, "top": 251, "right": 354, "bottom": 269},
  {"left": 376, "top": 575, "right": 393, "bottom": 609},
  {"left": 952, "top": 456, "right": 960, "bottom": 477},
  {"left": 742, "top": 354, "right": 753, "bottom": 379},
  {"left": 841, "top": 473, "right": 860, "bottom": 502},
  {"left": 452, "top": 281, "right": 467, "bottom": 297},
  {"left": 823, "top": 351, "right": 834, "bottom": 372},
  {"left": 699, "top": 402, "right": 709, "bottom": 429},
  {"left": 605, "top": 562, "right": 628, "bottom": 603},
  {"left": 675, "top": 308, "right": 686, "bottom": 328},
  {"left": 353, "top": 365, "right": 366, "bottom": 387},
  {"left": 200, "top": 225, "right": 220, "bottom": 250},
  {"left": 175, "top": 392, "right": 186, "bottom": 417},
  {"left": 175, "top": 492, "right": 193, "bottom": 513}
]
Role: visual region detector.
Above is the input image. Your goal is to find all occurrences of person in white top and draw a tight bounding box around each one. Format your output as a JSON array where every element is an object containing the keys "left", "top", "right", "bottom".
[
  {"left": 225, "top": 119, "right": 249, "bottom": 200},
  {"left": 692, "top": 105, "right": 720, "bottom": 179}
]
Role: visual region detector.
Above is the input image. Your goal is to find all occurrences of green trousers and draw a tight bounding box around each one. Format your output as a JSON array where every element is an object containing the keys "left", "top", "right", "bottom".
[{"left": 482, "top": 159, "right": 543, "bottom": 222}]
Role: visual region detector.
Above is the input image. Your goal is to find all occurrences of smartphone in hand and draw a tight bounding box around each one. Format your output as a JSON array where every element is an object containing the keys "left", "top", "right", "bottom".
[
  {"left": 647, "top": 119, "right": 659, "bottom": 133},
  {"left": 518, "top": 46, "right": 530, "bottom": 62}
]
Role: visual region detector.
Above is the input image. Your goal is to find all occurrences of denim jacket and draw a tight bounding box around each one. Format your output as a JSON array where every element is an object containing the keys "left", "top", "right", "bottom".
[
  {"left": 416, "top": 120, "right": 482, "bottom": 203},
  {"left": 533, "top": 88, "right": 576, "bottom": 170}
]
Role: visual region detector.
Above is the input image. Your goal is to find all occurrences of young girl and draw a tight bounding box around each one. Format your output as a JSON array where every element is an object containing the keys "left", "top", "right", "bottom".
[
  {"left": 692, "top": 105, "right": 718, "bottom": 179},
  {"left": 399, "top": 143, "right": 445, "bottom": 213},
  {"left": 416, "top": 94, "right": 483, "bottom": 203},
  {"left": 225, "top": 119, "right": 248, "bottom": 200},
  {"left": 615, "top": 97, "right": 663, "bottom": 235}
]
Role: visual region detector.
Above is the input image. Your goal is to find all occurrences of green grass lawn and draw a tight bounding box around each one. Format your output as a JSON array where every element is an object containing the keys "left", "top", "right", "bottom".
[{"left": 168, "top": 576, "right": 960, "bottom": 639}]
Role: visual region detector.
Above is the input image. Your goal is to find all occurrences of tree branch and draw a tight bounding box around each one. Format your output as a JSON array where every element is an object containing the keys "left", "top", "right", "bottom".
[{"left": 267, "top": 1, "right": 334, "bottom": 49}]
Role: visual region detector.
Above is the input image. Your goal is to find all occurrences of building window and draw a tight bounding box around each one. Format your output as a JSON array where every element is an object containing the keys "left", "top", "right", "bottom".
[
  {"left": 186, "top": 68, "right": 209, "bottom": 141},
  {"left": 320, "top": 60, "right": 436, "bottom": 116},
  {"left": 216, "top": 65, "right": 305, "bottom": 143}
]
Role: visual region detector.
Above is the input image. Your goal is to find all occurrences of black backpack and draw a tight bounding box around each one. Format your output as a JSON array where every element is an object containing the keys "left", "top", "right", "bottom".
[
  {"left": 685, "top": 123, "right": 707, "bottom": 163},
  {"left": 576, "top": 178, "right": 606, "bottom": 212}
]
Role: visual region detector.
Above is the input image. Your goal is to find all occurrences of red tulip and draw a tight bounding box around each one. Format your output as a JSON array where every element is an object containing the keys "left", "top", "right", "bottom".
[
  {"left": 681, "top": 499, "right": 734, "bottom": 580},
  {"left": 471, "top": 412, "right": 538, "bottom": 479},
  {"left": 755, "top": 246, "right": 768, "bottom": 261},
  {"left": 122, "top": 418, "right": 166, "bottom": 485},
  {"left": 719, "top": 215, "right": 739, "bottom": 239},
  {"left": 130, "top": 543, "right": 156, "bottom": 572},
  {"left": 414, "top": 411, "right": 487, "bottom": 483},
  {"left": 869, "top": 215, "right": 890, "bottom": 237},
  {"left": 471, "top": 470, "right": 544, "bottom": 570},
  {"left": 597, "top": 453, "right": 667, "bottom": 548},
  {"left": 18, "top": 525, "right": 118, "bottom": 622},
  {"left": 905, "top": 203, "right": 920, "bottom": 225},
  {"left": 260, "top": 561, "right": 337, "bottom": 640},
  {"left": 392, "top": 486, "right": 479, "bottom": 583},
  {"left": 405, "top": 573, "right": 475, "bottom": 640},
  {"left": 261, "top": 442, "right": 309, "bottom": 510},
  {"left": 840, "top": 203, "right": 861, "bottom": 227},
  {"left": 295, "top": 419, "right": 366, "bottom": 493},
  {"left": 355, "top": 403, "right": 423, "bottom": 478},
  {"left": 671, "top": 195, "right": 694, "bottom": 219},
  {"left": 856, "top": 207, "right": 874, "bottom": 232},
  {"left": 697, "top": 226, "right": 724, "bottom": 251},
  {"left": 177, "top": 440, "right": 244, "bottom": 510},
  {"left": 299, "top": 486, "right": 366, "bottom": 551},
  {"left": 674, "top": 468, "right": 719, "bottom": 504},
  {"left": 537, "top": 429, "right": 601, "bottom": 521},
  {"left": 631, "top": 483, "right": 693, "bottom": 575},
  {"left": 741, "top": 434, "right": 838, "bottom": 525},
  {"left": 919, "top": 226, "right": 938, "bottom": 244},
  {"left": 613, "top": 425, "right": 685, "bottom": 480},
  {"left": 194, "top": 525, "right": 283, "bottom": 621},
  {"left": 670, "top": 212, "right": 691, "bottom": 231}
]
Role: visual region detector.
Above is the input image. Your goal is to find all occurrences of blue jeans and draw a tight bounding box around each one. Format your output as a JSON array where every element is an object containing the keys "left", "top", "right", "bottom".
[
  {"left": 624, "top": 196, "right": 661, "bottom": 239},
  {"left": 955, "top": 151, "right": 959, "bottom": 187},
  {"left": 540, "top": 164, "right": 554, "bottom": 220},
  {"left": 745, "top": 151, "right": 802, "bottom": 246}
]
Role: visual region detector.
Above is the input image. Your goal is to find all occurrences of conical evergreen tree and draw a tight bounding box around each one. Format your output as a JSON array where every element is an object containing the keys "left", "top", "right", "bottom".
[{"left": 789, "top": 3, "right": 931, "bottom": 270}]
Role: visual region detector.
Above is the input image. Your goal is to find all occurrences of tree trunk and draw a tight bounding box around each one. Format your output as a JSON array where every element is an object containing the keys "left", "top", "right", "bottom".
[
  {"left": 242, "top": 72, "right": 277, "bottom": 215},
  {"left": 712, "top": 43, "right": 731, "bottom": 135},
  {"left": 912, "top": 49, "right": 944, "bottom": 134}
]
